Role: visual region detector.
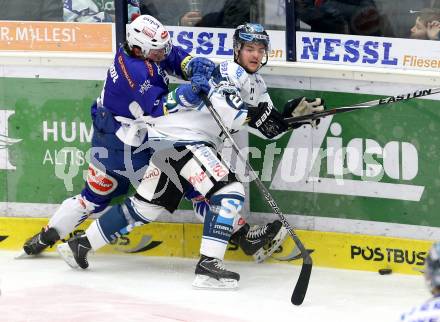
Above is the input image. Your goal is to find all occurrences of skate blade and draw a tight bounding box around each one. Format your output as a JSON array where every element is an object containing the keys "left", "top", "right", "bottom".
[
  {"left": 192, "top": 275, "right": 238, "bottom": 290},
  {"left": 14, "top": 250, "right": 35, "bottom": 259},
  {"left": 56, "top": 243, "right": 79, "bottom": 269},
  {"left": 253, "top": 226, "right": 289, "bottom": 263}
]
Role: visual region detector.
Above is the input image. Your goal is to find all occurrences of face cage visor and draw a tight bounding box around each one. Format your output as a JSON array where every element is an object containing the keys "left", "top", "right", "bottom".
[{"left": 147, "top": 39, "right": 172, "bottom": 57}]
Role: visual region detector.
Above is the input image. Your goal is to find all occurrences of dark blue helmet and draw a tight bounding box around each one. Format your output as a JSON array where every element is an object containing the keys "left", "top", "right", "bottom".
[
  {"left": 425, "top": 242, "right": 440, "bottom": 293},
  {"left": 233, "top": 23, "right": 270, "bottom": 50}
]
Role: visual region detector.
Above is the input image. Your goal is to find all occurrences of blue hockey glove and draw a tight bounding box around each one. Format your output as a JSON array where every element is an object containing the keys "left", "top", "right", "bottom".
[
  {"left": 187, "top": 57, "right": 215, "bottom": 78},
  {"left": 191, "top": 74, "right": 211, "bottom": 94},
  {"left": 175, "top": 84, "right": 201, "bottom": 106}
]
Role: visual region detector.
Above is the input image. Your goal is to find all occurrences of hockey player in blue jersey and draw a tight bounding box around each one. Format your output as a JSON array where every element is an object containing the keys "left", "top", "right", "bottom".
[
  {"left": 21, "top": 14, "right": 214, "bottom": 254},
  {"left": 399, "top": 241, "right": 440, "bottom": 322},
  {"left": 56, "top": 22, "right": 325, "bottom": 289},
  {"left": 22, "top": 15, "right": 283, "bottom": 262}
]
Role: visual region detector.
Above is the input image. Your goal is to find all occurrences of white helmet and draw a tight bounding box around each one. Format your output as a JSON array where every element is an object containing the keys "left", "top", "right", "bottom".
[{"left": 126, "top": 15, "right": 172, "bottom": 59}]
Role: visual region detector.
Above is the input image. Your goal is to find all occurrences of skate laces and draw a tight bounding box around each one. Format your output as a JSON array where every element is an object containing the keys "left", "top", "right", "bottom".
[
  {"left": 205, "top": 258, "right": 227, "bottom": 271},
  {"left": 213, "top": 259, "right": 227, "bottom": 271},
  {"left": 246, "top": 224, "right": 269, "bottom": 240}
]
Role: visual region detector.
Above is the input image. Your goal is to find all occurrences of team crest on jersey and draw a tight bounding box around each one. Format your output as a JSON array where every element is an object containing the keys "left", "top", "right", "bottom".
[
  {"left": 86, "top": 164, "right": 118, "bottom": 195},
  {"left": 139, "top": 79, "right": 153, "bottom": 95}
]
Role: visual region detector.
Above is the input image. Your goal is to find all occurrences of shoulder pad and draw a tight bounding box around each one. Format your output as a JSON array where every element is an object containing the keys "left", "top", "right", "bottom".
[{"left": 218, "top": 61, "right": 248, "bottom": 89}]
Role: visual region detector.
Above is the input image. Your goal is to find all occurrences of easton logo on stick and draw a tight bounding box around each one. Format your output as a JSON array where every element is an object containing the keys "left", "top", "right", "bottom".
[{"left": 378, "top": 89, "right": 432, "bottom": 105}]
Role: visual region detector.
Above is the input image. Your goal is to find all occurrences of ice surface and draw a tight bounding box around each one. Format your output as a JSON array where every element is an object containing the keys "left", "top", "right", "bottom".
[{"left": 0, "top": 251, "right": 428, "bottom": 322}]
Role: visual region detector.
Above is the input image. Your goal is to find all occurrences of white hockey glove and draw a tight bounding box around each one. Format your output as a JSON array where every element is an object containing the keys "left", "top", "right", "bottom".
[
  {"left": 283, "top": 97, "right": 325, "bottom": 128},
  {"left": 114, "top": 116, "right": 149, "bottom": 147}
]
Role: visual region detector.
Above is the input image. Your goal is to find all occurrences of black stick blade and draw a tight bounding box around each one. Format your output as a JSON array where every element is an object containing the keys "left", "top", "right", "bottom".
[{"left": 291, "top": 260, "right": 313, "bottom": 305}]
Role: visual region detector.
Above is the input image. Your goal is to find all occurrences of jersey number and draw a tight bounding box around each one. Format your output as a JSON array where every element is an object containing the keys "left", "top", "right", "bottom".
[{"left": 226, "top": 94, "right": 244, "bottom": 110}]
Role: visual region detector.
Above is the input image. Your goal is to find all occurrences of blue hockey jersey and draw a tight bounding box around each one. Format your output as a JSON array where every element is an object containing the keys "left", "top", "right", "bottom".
[
  {"left": 94, "top": 44, "right": 191, "bottom": 120},
  {"left": 399, "top": 296, "right": 440, "bottom": 322}
]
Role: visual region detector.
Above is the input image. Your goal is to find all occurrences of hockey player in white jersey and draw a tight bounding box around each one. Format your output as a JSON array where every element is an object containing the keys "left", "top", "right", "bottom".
[
  {"left": 398, "top": 241, "right": 440, "bottom": 321},
  {"left": 20, "top": 16, "right": 281, "bottom": 263},
  {"left": 57, "top": 23, "right": 324, "bottom": 289}
]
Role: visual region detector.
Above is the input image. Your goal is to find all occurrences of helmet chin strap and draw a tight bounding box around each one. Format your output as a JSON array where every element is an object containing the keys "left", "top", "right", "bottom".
[{"left": 259, "top": 52, "right": 269, "bottom": 70}]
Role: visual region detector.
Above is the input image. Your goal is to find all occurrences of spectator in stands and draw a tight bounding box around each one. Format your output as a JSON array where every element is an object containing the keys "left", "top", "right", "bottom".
[
  {"left": 0, "top": 0, "right": 63, "bottom": 21},
  {"left": 295, "top": 0, "right": 393, "bottom": 36},
  {"left": 295, "top": 0, "right": 349, "bottom": 34},
  {"left": 410, "top": 8, "right": 440, "bottom": 40},
  {"left": 376, "top": 0, "right": 431, "bottom": 38},
  {"left": 63, "top": 0, "right": 140, "bottom": 23},
  {"left": 195, "top": 0, "right": 253, "bottom": 28},
  {"left": 63, "top": 0, "right": 113, "bottom": 22},
  {"left": 140, "top": 0, "right": 225, "bottom": 26}
]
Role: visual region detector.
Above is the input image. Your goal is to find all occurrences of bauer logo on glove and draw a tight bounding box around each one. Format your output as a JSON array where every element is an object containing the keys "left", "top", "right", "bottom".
[{"left": 248, "top": 102, "right": 288, "bottom": 139}]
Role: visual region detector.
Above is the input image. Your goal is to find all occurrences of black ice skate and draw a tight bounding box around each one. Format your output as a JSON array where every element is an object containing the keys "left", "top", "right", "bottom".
[
  {"left": 19, "top": 227, "right": 60, "bottom": 257},
  {"left": 192, "top": 255, "right": 240, "bottom": 289},
  {"left": 56, "top": 234, "right": 92, "bottom": 269},
  {"left": 234, "top": 220, "right": 288, "bottom": 263}
]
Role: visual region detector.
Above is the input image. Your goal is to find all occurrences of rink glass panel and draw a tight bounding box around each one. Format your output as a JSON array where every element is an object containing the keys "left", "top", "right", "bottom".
[{"left": 295, "top": 0, "right": 435, "bottom": 39}]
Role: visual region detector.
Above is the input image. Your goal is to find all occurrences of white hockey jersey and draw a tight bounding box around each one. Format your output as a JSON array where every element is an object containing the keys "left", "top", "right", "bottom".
[
  {"left": 139, "top": 60, "right": 276, "bottom": 148},
  {"left": 398, "top": 296, "right": 440, "bottom": 322}
]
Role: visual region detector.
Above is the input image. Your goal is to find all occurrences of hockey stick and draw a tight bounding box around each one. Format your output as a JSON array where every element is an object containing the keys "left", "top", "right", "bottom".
[
  {"left": 284, "top": 87, "right": 440, "bottom": 126},
  {"left": 201, "top": 93, "right": 312, "bottom": 306}
]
